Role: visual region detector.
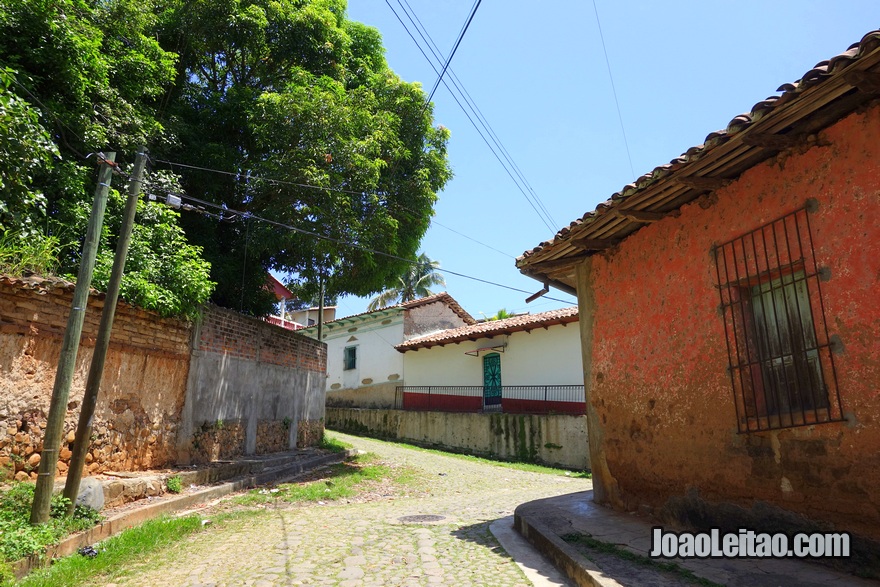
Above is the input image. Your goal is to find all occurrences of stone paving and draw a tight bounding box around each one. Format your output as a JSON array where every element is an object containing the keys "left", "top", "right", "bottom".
[{"left": 101, "top": 432, "right": 591, "bottom": 587}]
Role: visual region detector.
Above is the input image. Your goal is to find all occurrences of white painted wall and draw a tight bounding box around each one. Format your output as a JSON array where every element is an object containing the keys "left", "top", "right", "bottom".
[
  {"left": 402, "top": 321, "right": 582, "bottom": 387},
  {"left": 323, "top": 316, "right": 405, "bottom": 392}
]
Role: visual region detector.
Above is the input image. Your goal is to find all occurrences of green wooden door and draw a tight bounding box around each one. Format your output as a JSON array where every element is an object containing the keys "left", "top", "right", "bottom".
[{"left": 482, "top": 353, "right": 502, "bottom": 407}]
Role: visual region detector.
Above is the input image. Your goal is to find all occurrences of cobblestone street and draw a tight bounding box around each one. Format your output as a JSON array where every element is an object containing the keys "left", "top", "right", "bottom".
[{"left": 101, "top": 432, "right": 591, "bottom": 586}]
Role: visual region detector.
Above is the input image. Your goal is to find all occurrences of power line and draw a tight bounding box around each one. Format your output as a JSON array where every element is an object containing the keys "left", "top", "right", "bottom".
[
  {"left": 151, "top": 188, "right": 575, "bottom": 305},
  {"left": 423, "top": 0, "right": 482, "bottom": 107},
  {"left": 397, "top": 0, "right": 557, "bottom": 228},
  {"left": 385, "top": 1, "right": 557, "bottom": 233},
  {"left": 153, "top": 156, "right": 515, "bottom": 259},
  {"left": 591, "top": 0, "right": 635, "bottom": 179}
]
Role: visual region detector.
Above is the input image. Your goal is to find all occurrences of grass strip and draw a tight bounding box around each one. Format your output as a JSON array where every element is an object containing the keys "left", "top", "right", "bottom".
[
  {"left": 233, "top": 452, "right": 413, "bottom": 506},
  {"left": 12, "top": 512, "right": 256, "bottom": 587}
]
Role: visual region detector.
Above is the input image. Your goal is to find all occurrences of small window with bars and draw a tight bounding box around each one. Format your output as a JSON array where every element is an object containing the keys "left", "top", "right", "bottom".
[
  {"left": 713, "top": 202, "right": 843, "bottom": 433},
  {"left": 343, "top": 346, "right": 357, "bottom": 371}
]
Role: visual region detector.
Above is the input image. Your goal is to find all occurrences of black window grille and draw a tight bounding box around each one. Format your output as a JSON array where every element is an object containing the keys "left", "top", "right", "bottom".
[
  {"left": 713, "top": 202, "right": 843, "bottom": 433},
  {"left": 343, "top": 346, "right": 357, "bottom": 370}
]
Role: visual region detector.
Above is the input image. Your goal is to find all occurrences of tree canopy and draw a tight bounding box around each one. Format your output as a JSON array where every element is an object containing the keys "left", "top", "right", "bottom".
[{"left": 0, "top": 0, "right": 451, "bottom": 317}]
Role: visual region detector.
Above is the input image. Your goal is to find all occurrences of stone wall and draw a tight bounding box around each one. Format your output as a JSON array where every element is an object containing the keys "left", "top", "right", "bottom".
[
  {"left": 0, "top": 277, "right": 327, "bottom": 477},
  {"left": 326, "top": 407, "right": 589, "bottom": 470},
  {"left": 0, "top": 276, "right": 192, "bottom": 481}
]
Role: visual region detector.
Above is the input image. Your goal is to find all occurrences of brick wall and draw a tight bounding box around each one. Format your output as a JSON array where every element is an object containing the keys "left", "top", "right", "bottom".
[{"left": 178, "top": 305, "right": 327, "bottom": 464}]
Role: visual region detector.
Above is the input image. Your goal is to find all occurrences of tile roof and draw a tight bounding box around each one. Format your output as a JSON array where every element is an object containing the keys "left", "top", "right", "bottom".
[
  {"left": 517, "top": 30, "right": 880, "bottom": 290},
  {"left": 395, "top": 306, "right": 578, "bottom": 352},
  {"left": 316, "top": 291, "right": 476, "bottom": 328}
]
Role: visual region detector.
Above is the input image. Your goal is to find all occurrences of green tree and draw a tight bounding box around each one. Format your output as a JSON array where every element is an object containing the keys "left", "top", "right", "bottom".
[
  {"left": 0, "top": 1, "right": 214, "bottom": 317},
  {"left": 158, "top": 0, "right": 452, "bottom": 315},
  {"left": 486, "top": 308, "right": 515, "bottom": 321},
  {"left": 0, "top": 68, "right": 58, "bottom": 237},
  {"left": 367, "top": 253, "right": 445, "bottom": 310}
]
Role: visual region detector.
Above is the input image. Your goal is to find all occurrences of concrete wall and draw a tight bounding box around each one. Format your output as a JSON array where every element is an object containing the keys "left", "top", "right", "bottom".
[
  {"left": 177, "top": 306, "right": 326, "bottom": 464},
  {"left": 581, "top": 105, "right": 880, "bottom": 542},
  {"left": 402, "top": 322, "right": 582, "bottom": 387},
  {"left": 326, "top": 407, "right": 589, "bottom": 470},
  {"left": 404, "top": 299, "right": 469, "bottom": 338},
  {"left": 0, "top": 276, "right": 191, "bottom": 480},
  {"left": 325, "top": 382, "right": 399, "bottom": 409}
]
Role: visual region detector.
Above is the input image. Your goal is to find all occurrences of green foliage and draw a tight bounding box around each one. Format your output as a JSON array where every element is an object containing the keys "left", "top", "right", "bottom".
[
  {"left": 486, "top": 308, "right": 515, "bottom": 321},
  {"left": 165, "top": 475, "right": 182, "bottom": 494},
  {"left": 0, "top": 68, "right": 58, "bottom": 237},
  {"left": 159, "top": 0, "right": 452, "bottom": 312},
  {"left": 0, "top": 230, "right": 60, "bottom": 276},
  {"left": 0, "top": 0, "right": 450, "bottom": 316},
  {"left": 0, "top": 483, "right": 102, "bottom": 566},
  {"left": 367, "top": 253, "right": 446, "bottom": 310}
]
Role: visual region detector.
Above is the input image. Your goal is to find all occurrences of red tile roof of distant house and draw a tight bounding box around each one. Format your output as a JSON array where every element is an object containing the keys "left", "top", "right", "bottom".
[
  {"left": 318, "top": 292, "right": 476, "bottom": 327},
  {"left": 395, "top": 306, "right": 578, "bottom": 352},
  {"left": 266, "top": 274, "right": 294, "bottom": 301}
]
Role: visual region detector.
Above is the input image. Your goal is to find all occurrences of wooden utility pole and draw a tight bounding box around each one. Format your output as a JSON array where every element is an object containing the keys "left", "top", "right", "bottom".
[
  {"left": 63, "top": 148, "right": 147, "bottom": 514},
  {"left": 30, "top": 153, "right": 116, "bottom": 524}
]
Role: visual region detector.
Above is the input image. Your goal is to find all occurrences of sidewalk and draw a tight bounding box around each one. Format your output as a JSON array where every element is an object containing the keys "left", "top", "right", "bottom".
[{"left": 514, "top": 490, "right": 875, "bottom": 587}]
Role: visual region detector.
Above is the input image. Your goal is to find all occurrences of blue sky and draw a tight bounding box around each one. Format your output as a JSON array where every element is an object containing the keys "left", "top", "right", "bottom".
[{"left": 334, "top": 1, "right": 877, "bottom": 320}]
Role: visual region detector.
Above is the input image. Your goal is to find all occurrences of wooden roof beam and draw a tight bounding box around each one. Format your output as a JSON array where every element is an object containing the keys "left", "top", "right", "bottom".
[
  {"left": 611, "top": 208, "right": 680, "bottom": 224},
  {"left": 844, "top": 70, "right": 880, "bottom": 94},
  {"left": 675, "top": 176, "right": 732, "bottom": 191}
]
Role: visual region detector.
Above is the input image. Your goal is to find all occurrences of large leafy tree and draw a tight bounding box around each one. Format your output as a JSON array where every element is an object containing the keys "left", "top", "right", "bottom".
[
  {"left": 0, "top": 0, "right": 450, "bottom": 318},
  {"left": 367, "top": 253, "right": 445, "bottom": 310},
  {"left": 158, "top": 0, "right": 452, "bottom": 315},
  {"left": 0, "top": 0, "right": 214, "bottom": 318}
]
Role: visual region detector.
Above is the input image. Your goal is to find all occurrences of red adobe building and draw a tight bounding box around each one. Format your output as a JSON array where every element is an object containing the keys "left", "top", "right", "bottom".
[{"left": 517, "top": 31, "right": 880, "bottom": 559}]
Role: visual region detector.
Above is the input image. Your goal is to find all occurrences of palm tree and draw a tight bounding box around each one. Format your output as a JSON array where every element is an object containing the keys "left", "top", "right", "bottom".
[
  {"left": 487, "top": 308, "right": 515, "bottom": 321},
  {"left": 367, "top": 253, "right": 446, "bottom": 310}
]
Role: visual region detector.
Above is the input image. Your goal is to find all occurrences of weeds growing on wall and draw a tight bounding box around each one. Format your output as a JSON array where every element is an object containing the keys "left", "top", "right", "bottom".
[{"left": 0, "top": 231, "right": 61, "bottom": 277}]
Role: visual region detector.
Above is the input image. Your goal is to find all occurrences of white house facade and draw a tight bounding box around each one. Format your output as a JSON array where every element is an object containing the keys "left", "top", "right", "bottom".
[
  {"left": 300, "top": 293, "right": 475, "bottom": 407},
  {"left": 395, "top": 307, "right": 584, "bottom": 413}
]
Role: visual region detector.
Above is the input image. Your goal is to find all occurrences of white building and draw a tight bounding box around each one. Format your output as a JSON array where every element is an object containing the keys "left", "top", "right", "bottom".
[
  {"left": 300, "top": 293, "right": 475, "bottom": 407},
  {"left": 395, "top": 307, "right": 583, "bottom": 413}
]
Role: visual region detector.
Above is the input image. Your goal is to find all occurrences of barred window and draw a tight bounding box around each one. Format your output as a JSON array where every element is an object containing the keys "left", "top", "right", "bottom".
[
  {"left": 713, "top": 202, "right": 843, "bottom": 432},
  {"left": 343, "top": 346, "right": 357, "bottom": 370}
]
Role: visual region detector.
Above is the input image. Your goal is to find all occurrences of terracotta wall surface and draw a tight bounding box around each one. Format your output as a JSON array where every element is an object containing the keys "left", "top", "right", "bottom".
[
  {"left": 586, "top": 105, "right": 880, "bottom": 540},
  {"left": 0, "top": 278, "right": 328, "bottom": 478},
  {"left": 0, "top": 276, "right": 192, "bottom": 480}
]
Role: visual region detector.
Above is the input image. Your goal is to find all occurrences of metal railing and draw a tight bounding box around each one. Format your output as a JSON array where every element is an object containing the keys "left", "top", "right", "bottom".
[{"left": 394, "top": 385, "right": 586, "bottom": 415}]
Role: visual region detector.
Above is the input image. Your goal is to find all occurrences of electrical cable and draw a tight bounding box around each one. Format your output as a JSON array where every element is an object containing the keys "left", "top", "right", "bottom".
[
  {"left": 397, "top": 0, "right": 557, "bottom": 228},
  {"left": 591, "top": 0, "right": 635, "bottom": 179},
  {"left": 385, "top": 1, "right": 557, "bottom": 233},
  {"left": 423, "top": 0, "right": 482, "bottom": 108},
  {"left": 153, "top": 156, "right": 515, "bottom": 259},
  {"left": 150, "top": 188, "right": 575, "bottom": 305}
]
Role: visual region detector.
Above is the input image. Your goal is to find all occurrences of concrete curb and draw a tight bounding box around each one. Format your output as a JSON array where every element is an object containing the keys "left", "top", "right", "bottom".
[
  {"left": 514, "top": 505, "right": 616, "bottom": 587},
  {"left": 13, "top": 449, "right": 355, "bottom": 579}
]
